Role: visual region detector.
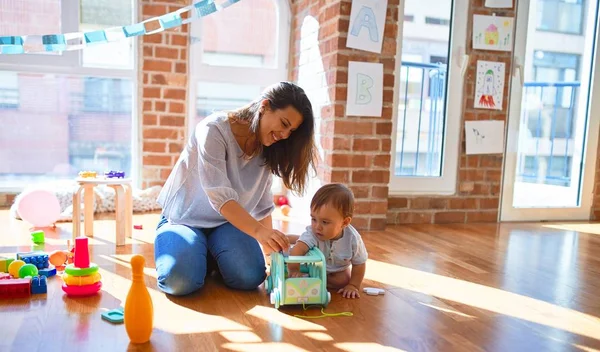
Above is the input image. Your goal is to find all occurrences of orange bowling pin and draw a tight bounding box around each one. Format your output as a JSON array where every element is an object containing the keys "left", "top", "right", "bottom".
[{"left": 124, "top": 254, "right": 153, "bottom": 343}]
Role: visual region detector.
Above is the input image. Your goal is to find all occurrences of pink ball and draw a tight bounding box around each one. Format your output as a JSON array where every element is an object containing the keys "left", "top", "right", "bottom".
[{"left": 17, "top": 189, "right": 61, "bottom": 227}]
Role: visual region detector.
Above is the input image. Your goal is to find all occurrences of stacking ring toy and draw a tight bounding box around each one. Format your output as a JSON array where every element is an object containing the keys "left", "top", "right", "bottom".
[
  {"left": 62, "top": 281, "right": 102, "bottom": 296},
  {"left": 64, "top": 263, "right": 99, "bottom": 277},
  {"left": 62, "top": 272, "right": 102, "bottom": 286}
]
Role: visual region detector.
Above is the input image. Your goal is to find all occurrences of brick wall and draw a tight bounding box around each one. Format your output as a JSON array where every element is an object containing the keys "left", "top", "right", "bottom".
[
  {"left": 387, "top": 2, "right": 516, "bottom": 224},
  {"left": 290, "top": 0, "right": 398, "bottom": 231},
  {"left": 140, "top": 0, "right": 190, "bottom": 189}
]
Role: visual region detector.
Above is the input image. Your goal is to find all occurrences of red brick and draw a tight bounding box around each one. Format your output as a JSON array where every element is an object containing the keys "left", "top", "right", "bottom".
[
  {"left": 169, "top": 102, "right": 185, "bottom": 113},
  {"left": 466, "top": 211, "right": 498, "bottom": 223},
  {"left": 143, "top": 114, "right": 158, "bottom": 125},
  {"left": 143, "top": 4, "right": 167, "bottom": 17},
  {"left": 449, "top": 198, "right": 478, "bottom": 210},
  {"left": 350, "top": 186, "right": 369, "bottom": 198},
  {"left": 160, "top": 115, "right": 185, "bottom": 127},
  {"left": 388, "top": 197, "right": 407, "bottom": 208},
  {"left": 143, "top": 142, "right": 166, "bottom": 153},
  {"left": 434, "top": 211, "right": 466, "bottom": 224},
  {"left": 373, "top": 155, "right": 391, "bottom": 168},
  {"left": 479, "top": 198, "right": 499, "bottom": 209},
  {"left": 143, "top": 155, "right": 173, "bottom": 166},
  {"left": 330, "top": 154, "right": 369, "bottom": 168},
  {"left": 175, "top": 63, "right": 187, "bottom": 73},
  {"left": 170, "top": 34, "right": 188, "bottom": 46},
  {"left": 143, "top": 60, "right": 172, "bottom": 72},
  {"left": 486, "top": 170, "right": 502, "bottom": 182},
  {"left": 143, "top": 33, "right": 164, "bottom": 44},
  {"left": 376, "top": 122, "right": 393, "bottom": 135},
  {"left": 169, "top": 142, "right": 184, "bottom": 154},
  {"left": 331, "top": 170, "right": 349, "bottom": 183},
  {"left": 370, "top": 217, "right": 387, "bottom": 230},
  {"left": 335, "top": 121, "right": 373, "bottom": 135},
  {"left": 333, "top": 137, "right": 352, "bottom": 151},
  {"left": 353, "top": 139, "right": 379, "bottom": 152},
  {"left": 372, "top": 186, "right": 388, "bottom": 199},
  {"left": 155, "top": 101, "right": 166, "bottom": 112},
  {"left": 143, "top": 87, "right": 161, "bottom": 98},
  {"left": 164, "top": 89, "right": 186, "bottom": 100},
  {"left": 155, "top": 47, "right": 179, "bottom": 59},
  {"left": 352, "top": 170, "right": 389, "bottom": 184},
  {"left": 143, "top": 128, "right": 178, "bottom": 139},
  {"left": 351, "top": 216, "right": 369, "bottom": 230},
  {"left": 381, "top": 139, "right": 392, "bottom": 152}
]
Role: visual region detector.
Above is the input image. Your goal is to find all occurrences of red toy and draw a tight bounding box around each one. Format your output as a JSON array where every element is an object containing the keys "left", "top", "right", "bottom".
[
  {"left": 0, "top": 279, "right": 31, "bottom": 299},
  {"left": 277, "top": 196, "right": 289, "bottom": 206}
]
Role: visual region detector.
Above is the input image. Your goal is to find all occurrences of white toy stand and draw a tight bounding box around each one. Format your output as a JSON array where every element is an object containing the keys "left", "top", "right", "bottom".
[{"left": 72, "top": 177, "right": 133, "bottom": 246}]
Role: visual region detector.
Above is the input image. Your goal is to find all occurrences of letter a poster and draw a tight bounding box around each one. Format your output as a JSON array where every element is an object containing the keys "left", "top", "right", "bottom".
[
  {"left": 346, "top": 0, "right": 388, "bottom": 53},
  {"left": 347, "top": 61, "right": 383, "bottom": 117}
]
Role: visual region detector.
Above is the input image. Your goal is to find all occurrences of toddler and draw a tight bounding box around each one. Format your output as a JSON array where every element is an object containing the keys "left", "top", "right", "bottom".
[{"left": 288, "top": 183, "right": 368, "bottom": 298}]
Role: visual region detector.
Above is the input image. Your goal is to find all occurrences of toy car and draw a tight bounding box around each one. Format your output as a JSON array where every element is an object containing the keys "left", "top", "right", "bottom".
[
  {"left": 264, "top": 247, "right": 331, "bottom": 309},
  {"left": 78, "top": 171, "right": 97, "bottom": 178},
  {"left": 104, "top": 170, "right": 125, "bottom": 178}
]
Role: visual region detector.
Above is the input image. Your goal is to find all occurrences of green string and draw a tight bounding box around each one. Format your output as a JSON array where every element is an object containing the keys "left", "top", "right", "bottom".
[{"left": 293, "top": 302, "right": 353, "bottom": 319}]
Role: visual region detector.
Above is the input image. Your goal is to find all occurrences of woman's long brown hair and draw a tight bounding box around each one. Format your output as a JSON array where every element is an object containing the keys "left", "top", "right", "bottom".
[{"left": 230, "top": 82, "right": 317, "bottom": 195}]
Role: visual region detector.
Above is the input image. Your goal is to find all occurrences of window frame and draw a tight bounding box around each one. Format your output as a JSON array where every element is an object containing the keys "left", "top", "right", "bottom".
[
  {"left": 0, "top": 1, "right": 139, "bottom": 192},
  {"left": 187, "top": 0, "right": 291, "bottom": 195},
  {"left": 389, "top": 0, "right": 469, "bottom": 195}
]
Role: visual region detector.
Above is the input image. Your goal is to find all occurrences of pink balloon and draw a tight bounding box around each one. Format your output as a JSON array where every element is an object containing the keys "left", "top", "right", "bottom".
[{"left": 17, "top": 189, "right": 61, "bottom": 227}]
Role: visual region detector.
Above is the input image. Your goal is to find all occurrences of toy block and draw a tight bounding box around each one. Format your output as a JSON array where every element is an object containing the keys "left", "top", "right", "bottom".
[
  {"left": 38, "top": 267, "right": 57, "bottom": 278},
  {"left": 17, "top": 252, "right": 49, "bottom": 269},
  {"left": 31, "top": 276, "right": 47, "bottom": 294},
  {"left": 0, "top": 278, "right": 31, "bottom": 299},
  {"left": 0, "top": 257, "right": 14, "bottom": 273}
]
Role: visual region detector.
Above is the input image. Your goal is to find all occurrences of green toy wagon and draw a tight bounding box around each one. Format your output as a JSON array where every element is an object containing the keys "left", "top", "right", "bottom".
[{"left": 264, "top": 247, "right": 331, "bottom": 309}]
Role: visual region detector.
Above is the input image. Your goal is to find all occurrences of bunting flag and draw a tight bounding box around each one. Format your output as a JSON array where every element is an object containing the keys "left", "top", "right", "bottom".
[{"left": 0, "top": 0, "right": 240, "bottom": 55}]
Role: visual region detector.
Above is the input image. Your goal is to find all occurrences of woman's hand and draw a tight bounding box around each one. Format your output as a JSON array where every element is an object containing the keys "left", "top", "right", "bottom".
[{"left": 255, "top": 226, "right": 290, "bottom": 253}]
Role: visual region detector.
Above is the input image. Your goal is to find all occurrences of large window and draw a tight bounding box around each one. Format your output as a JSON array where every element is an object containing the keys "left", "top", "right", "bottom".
[
  {"left": 536, "top": 0, "right": 584, "bottom": 35},
  {"left": 390, "top": 0, "right": 468, "bottom": 194},
  {"left": 0, "top": 1, "right": 136, "bottom": 191},
  {"left": 189, "top": 0, "right": 290, "bottom": 194}
]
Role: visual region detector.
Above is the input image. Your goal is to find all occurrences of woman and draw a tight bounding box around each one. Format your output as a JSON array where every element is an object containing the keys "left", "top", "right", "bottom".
[{"left": 154, "top": 82, "right": 316, "bottom": 296}]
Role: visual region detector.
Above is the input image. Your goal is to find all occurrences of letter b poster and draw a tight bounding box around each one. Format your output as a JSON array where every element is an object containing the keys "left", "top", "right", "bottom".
[
  {"left": 346, "top": 0, "right": 388, "bottom": 53},
  {"left": 347, "top": 61, "right": 383, "bottom": 117}
]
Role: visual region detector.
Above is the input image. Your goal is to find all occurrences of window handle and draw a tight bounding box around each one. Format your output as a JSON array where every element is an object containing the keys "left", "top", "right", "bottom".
[
  {"left": 455, "top": 46, "right": 469, "bottom": 78},
  {"left": 513, "top": 56, "right": 524, "bottom": 86}
]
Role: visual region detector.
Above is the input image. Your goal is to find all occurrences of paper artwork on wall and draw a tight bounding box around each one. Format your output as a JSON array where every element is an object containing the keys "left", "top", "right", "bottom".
[
  {"left": 346, "top": 0, "right": 388, "bottom": 53},
  {"left": 474, "top": 60, "right": 505, "bottom": 111},
  {"left": 472, "top": 14, "right": 514, "bottom": 51},
  {"left": 485, "top": 0, "right": 512, "bottom": 8},
  {"left": 346, "top": 61, "right": 383, "bottom": 117},
  {"left": 465, "top": 120, "right": 505, "bottom": 155}
]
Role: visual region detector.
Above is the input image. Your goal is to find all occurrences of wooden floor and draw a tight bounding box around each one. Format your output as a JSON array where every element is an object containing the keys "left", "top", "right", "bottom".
[{"left": 1, "top": 209, "right": 600, "bottom": 352}]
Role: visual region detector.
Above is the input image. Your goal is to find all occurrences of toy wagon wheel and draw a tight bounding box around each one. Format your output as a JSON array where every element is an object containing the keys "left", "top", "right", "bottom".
[
  {"left": 265, "top": 275, "right": 272, "bottom": 293},
  {"left": 270, "top": 288, "right": 280, "bottom": 309}
]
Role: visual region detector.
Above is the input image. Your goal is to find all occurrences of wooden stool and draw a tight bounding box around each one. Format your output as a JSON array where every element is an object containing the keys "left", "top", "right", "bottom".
[{"left": 72, "top": 178, "right": 133, "bottom": 246}]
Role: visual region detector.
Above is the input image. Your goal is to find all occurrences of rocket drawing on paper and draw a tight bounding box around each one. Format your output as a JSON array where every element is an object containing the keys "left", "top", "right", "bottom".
[{"left": 478, "top": 69, "right": 496, "bottom": 108}]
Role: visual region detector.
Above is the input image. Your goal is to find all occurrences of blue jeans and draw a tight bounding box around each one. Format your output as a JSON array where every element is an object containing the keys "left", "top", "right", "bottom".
[{"left": 154, "top": 216, "right": 266, "bottom": 296}]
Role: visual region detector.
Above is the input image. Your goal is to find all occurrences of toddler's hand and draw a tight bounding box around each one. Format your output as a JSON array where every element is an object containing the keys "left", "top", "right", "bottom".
[{"left": 338, "top": 284, "right": 360, "bottom": 299}]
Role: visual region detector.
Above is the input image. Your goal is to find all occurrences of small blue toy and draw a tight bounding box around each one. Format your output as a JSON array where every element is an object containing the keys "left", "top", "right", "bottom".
[
  {"left": 31, "top": 276, "right": 47, "bottom": 294},
  {"left": 17, "top": 252, "right": 49, "bottom": 269},
  {"left": 38, "top": 267, "right": 57, "bottom": 278},
  {"left": 104, "top": 170, "right": 125, "bottom": 178},
  {"left": 264, "top": 247, "right": 331, "bottom": 309}
]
